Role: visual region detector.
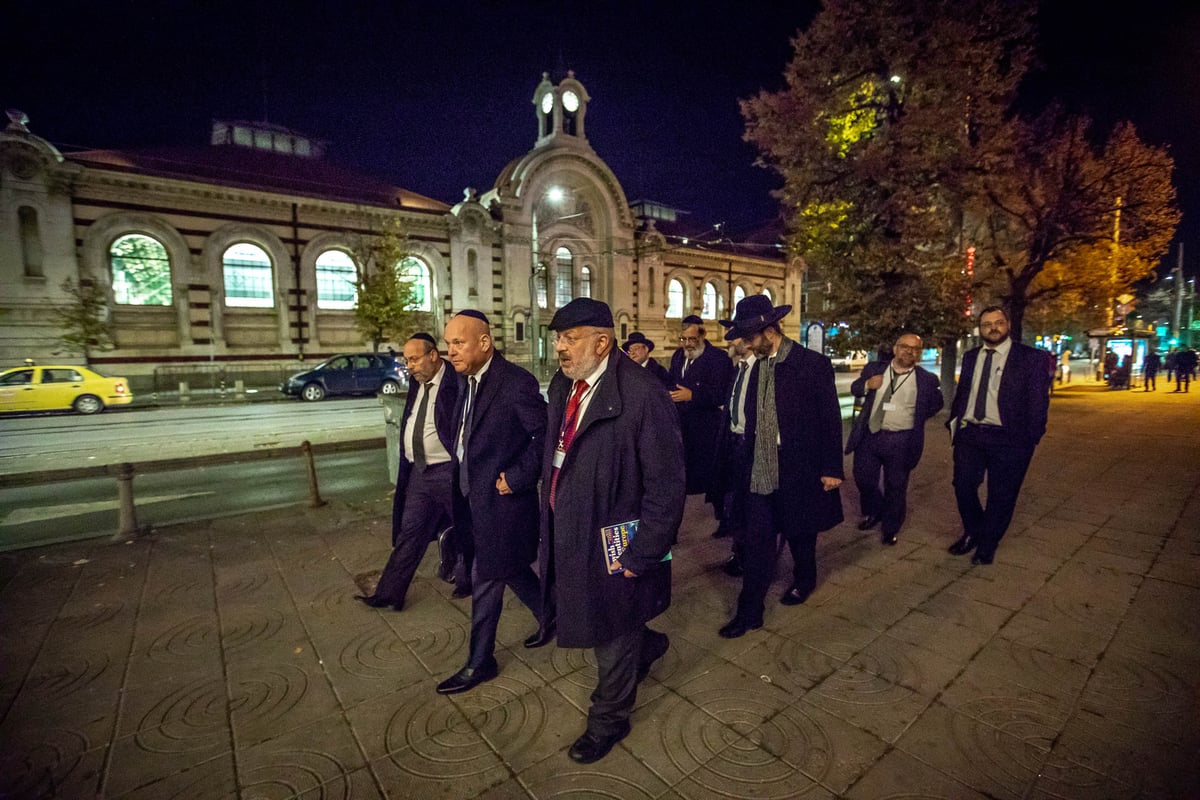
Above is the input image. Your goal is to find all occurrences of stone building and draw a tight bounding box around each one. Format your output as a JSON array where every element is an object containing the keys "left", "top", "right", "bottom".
[{"left": 0, "top": 73, "right": 798, "bottom": 389}]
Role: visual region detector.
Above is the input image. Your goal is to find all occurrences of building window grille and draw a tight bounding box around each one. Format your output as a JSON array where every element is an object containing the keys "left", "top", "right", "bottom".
[
  {"left": 733, "top": 284, "right": 746, "bottom": 307},
  {"left": 580, "top": 266, "right": 592, "bottom": 298},
  {"left": 554, "top": 247, "right": 573, "bottom": 307},
  {"left": 111, "top": 233, "right": 172, "bottom": 305},
  {"left": 667, "top": 278, "right": 685, "bottom": 318},
  {"left": 19, "top": 206, "right": 44, "bottom": 277},
  {"left": 223, "top": 242, "right": 274, "bottom": 307},
  {"left": 398, "top": 256, "right": 432, "bottom": 311},
  {"left": 702, "top": 281, "right": 719, "bottom": 319},
  {"left": 316, "top": 250, "right": 357, "bottom": 309}
]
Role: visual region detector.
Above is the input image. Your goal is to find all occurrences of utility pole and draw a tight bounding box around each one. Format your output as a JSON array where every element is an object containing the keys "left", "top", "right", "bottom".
[{"left": 1172, "top": 243, "right": 1184, "bottom": 340}]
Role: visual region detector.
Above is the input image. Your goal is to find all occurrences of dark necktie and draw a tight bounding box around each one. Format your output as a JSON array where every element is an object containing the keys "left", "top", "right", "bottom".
[
  {"left": 458, "top": 376, "right": 477, "bottom": 494},
  {"left": 868, "top": 369, "right": 894, "bottom": 434},
  {"left": 682, "top": 358, "right": 693, "bottom": 378},
  {"left": 730, "top": 362, "right": 748, "bottom": 427},
  {"left": 973, "top": 349, "right": 995, "bottom": 421},
  {"left": 549, "top": 379, "right": 589, "bottom": 510},
  {"left": 412, "top": 382, "right": 430, "bottom": 470}
]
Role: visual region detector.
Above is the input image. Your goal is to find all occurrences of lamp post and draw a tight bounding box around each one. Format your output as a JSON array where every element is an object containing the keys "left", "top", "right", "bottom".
[{"left": 529, "top": 207, "right": 543, "bottom": 375}]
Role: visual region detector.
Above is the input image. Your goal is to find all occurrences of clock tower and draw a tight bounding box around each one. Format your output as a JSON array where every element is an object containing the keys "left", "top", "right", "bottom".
[{"left": 533, "top": 71, "right": 589, "bottom": 146}]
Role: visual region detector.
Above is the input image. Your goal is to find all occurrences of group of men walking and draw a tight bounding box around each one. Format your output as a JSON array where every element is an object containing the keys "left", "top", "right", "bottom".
[{"left": 357, "top": 296, "right": 1050, "bottom": 765}]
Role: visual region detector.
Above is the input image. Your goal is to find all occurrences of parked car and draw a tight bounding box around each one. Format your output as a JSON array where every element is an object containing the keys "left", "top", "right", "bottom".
[
  {"left": 280, "top": 353, "right": 406, "bottom": 401},
  {"left": 830, "top": 350, "right": 870, "bottom": 371},
  {"left": 0, "top": 364, "right": 134, "bottom": 414}
]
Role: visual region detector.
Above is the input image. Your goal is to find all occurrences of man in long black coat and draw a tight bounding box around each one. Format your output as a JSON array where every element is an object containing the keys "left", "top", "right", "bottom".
[
  {"left": 356, "top": 333, "right": 460, "bottom": 610},
  {"left": 718, "top": 296, "right": 844, "bottom": 639},
  {"left": 435, "top": 310, "right": 547, "bottom": 694},
  {"left": 537, "top": 299, "right": 685, "bottom": 764},
  {"left": 669, "top": 315, "right": 734, "bottom": 498},
  {"left": 846, "top": 332, "right": 943, "bottom": 545},
  {"left": 622, "top": 331, "right": 671, "bottom": 388},
  {"left": 947, "top": 306, "right": 1050, "bottom": 565}
]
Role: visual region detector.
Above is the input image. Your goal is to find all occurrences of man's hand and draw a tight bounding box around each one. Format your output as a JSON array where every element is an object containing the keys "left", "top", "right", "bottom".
[
  {"left": 669, "top": 385, "right": 693, "bottom": 403},
  {"left": 820, "top": 476, "right": 842, "bottom": 491},
  {"left": 496, "top": 472, "right": 512, "bottom": 495},
  {"left": 612, "top": 560, "right": 638, "bottom": 578},
  {"left": 865, "top": 374, "right": 884, "bottom": 391}
]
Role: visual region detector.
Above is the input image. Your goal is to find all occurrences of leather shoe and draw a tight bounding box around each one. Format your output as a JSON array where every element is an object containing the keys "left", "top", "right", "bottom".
[
  {"left": 568, "top": 721, "right": 631, "bottom": 764},
  {"left": 718, "top": 618, "right": 762, "bottom": 639},
  {"left": 857, "top": 515, "right": 881, "bottom": 531},
  {"left": 881, "top": 532, "right": 898, "bottom": 546},
  {"left": 523, "top": 622, "right": 555, "bottom": 649},
  {"left": 435, "top": 527, "right": 457, "bottom": 584},
  {"left": 354, "top": 594, "right": 401, "bottom": 611},
  {"left": 435, "top": 659, "right": 498, "bottom": 694},
  {"left": 637, "top": 632, "right": 670, "bottom": 682},
  {"left": 720, "top": 554, "right": 743, "bottom": 577},
  {"left": 947, "top": 534, "right": 977, "bottom": 556},
  {"left": 451, "top": 584, "right": 472, "bottom": 599},
  {"left": 780, "top": 584, "right": 814, "bottom": 606},
  {"left": 971, "top": 549, "right": 995, "bottom": 565}
]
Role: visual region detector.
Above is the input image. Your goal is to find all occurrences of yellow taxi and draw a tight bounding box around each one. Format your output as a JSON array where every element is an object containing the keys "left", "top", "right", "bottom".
[{"left": 0, "top": 364, "right": 134, "bottom": 414}]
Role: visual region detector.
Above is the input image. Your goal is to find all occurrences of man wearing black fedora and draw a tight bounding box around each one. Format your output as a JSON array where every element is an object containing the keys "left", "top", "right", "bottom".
[
  {"left": 622, "top": 331, "right": 671, "bottom": 388},
  {"left": 717, "top": 296, "right": 845, "bottom": 639}
]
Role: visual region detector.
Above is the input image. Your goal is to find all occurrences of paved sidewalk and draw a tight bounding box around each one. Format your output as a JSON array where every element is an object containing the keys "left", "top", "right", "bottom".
[{"left": 1, "top": 384, "right": 1198, "bottom": 799}]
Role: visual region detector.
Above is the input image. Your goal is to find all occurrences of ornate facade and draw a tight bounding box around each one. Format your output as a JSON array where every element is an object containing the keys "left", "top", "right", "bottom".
[{"left": 0, "top": 73, "right": 798, "bottom": 387}]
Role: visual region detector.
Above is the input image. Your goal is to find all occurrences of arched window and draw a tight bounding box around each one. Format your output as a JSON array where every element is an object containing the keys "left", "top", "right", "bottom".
[
  {"left": 223, "top": 242, "right": 273, "bottom": 307},
  {"left": 580, "top": 266, "right": 592, "bottom": 299},
  {"left": 555, "top": 246, "right": 573, "bottom": 307},
  {"left": 315, "top": 250, "right": 357, "bottom": 309},
  {"left": 666, "top": 278, "right": 685, "bottom": 318},
  {"left": 467, "top": 249, "right": 478, "bottom": 295},
  {"left": 398, "top": 256, "right": 432, "bottom": 311},
  {"left": 702, "top": 281, "right": 718, "bottom": 319},
  {"left": 19, "top": 207, "right": 44, "bottom": 277},
  {"left": 762, "top": 287, "right": 773, "bottom": 303},
  {"left": 112, "top": 233, "right": 172, "bottom": 305},
  {"left": 733, "top": 284, "right": 746, "bottom": 306},
  {"left": 536, "top": 269, "right": 548, "bottom": 309}
]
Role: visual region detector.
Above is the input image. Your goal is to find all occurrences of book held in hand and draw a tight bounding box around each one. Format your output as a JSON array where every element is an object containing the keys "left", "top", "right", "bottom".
[{"left": 600, "top": 519, "right": 671, "bottom": 575}]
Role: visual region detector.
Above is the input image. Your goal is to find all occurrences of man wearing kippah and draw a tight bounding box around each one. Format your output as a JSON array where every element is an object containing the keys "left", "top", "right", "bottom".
[{"left": 535, "top": 298, "right": 684, "bottom": 764}]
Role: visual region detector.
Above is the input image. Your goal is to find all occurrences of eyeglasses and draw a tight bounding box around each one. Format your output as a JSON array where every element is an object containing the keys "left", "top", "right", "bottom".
[
  {"left": 893, "top": 344, "right": 919, "bottom": 352},
  {"left": 553, "top": 330, "right": 603, "bottom": 347},
  {"left": 679, "top": 336, "right": 701, "bottom": 345}
]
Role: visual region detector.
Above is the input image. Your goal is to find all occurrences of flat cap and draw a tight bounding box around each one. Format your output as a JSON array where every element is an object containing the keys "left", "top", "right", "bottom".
[{"left": 548, "top": 297, "right": 614, "bottom": 331}]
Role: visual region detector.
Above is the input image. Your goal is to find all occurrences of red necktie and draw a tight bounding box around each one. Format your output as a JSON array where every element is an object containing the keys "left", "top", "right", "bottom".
[{"left": 549, "top": 379, "right": 589, "bottom": 510}]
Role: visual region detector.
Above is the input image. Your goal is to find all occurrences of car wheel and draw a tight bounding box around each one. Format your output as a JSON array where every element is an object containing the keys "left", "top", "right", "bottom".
[
  {"left": 381, "top": 380, "right": 401, "bottom": 395},
  {"left": 74, "top": 394, "right": 104, "bottom": 415},
  {"left": 301, "top": 383, "right": 326, "bottom": 402}
]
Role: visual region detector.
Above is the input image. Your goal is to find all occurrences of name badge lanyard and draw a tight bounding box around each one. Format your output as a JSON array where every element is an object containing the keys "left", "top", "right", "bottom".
[
  {"left": 553, "top": 379, "right": 598, "bottom": 468},
  {"left": 882, "top": 367, "right": 913, "bottom": 410}
]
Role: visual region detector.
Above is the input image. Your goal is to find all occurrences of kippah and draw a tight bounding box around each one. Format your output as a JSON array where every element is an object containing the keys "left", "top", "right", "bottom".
[
  {"left": 682, "top": 315, "right": 703, "bottom": 325},
  {"left": 409, "top": 332, "right": 437, "bottom": 346},
  {"left": 454, "top": 309, "right": 490, "bottom": 326}
]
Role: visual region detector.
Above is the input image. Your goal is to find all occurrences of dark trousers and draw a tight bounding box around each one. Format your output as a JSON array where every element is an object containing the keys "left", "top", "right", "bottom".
[
  {"left": 1144, "top": 371, "right": 1157, "bottom": 391},
  {"left": 588, "top": 626, "right": 667, "bottom": 735},
  {"left": 377, "top": 462, "right": 454, "bottom": 604},
  {"left": 734, "top": 490, "right": 816, "bottom": 624},
  {"left": 952, "top": 425, "right": 1034, "bottom": 557},
  {"left": 852, "top": 430, "right": 914, "bottom": 537},
  {"left": 1177, "top": 372, "right": 1191, "bottom": 392},
  {"left": 465, "top": 563, "right": 541, "bottom": 670}
]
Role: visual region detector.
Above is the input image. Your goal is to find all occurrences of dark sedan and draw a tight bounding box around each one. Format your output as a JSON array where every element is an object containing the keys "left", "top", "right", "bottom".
[{"left": 280, "top": 353, "right": 406, "bottom": 401}]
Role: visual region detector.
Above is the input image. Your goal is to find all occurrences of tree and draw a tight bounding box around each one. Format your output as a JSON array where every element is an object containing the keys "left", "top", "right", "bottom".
[
  {"left": 53, "top": 278, "right": 115, "bottom": 365},
  {"left": 741, "top": 0, "right": 1034, "bottom": 371},
  {"left": 979, "top": 112, "right": 1179, "bottom": 339},
  {"left": 351, "top": 220, "right": 425, "bottom": 351}
]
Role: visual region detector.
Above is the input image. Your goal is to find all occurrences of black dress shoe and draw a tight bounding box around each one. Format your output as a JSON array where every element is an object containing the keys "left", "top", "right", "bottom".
[
  {"left": 355, "top": 594, "right": 401, "bottom": 610},
  {"left": 436, "top": 528, "right": 458, "bottom": 584},
  {"left": 435, "top": 659, "right": 498, "bottom": 694},
  {"left": 568, "top": 721, "right": 631, "bottom": 764},
  {"left": 637, "top": 632, "right": 670, "bottom": 682},
  {"left": 523, "top": 623, "right": 556, "bottom": 649},
  {"left": 857, "top": 515, "right": 881, "bottom": 531},
  {"left": 718, "top": 618, "right": 762, "bottom": 639},
  {"left": 947, "top": 534, "right": 977, "bottom": 556},
  {"left": 881, "top": 532, "right": 898, "bottom": 546},
  {"left": 780, "top": 584, "right": 815, "bottom": 606},
  {"left": 721, "top": 554, "right": 743, "bottom": 577},
  {"left": 971, "top": 549, "right": 995, "bottom": 565}
]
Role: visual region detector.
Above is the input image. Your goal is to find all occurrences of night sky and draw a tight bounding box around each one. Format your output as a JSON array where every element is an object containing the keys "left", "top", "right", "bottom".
[{"left": 7, "top": 0, "right": 1199, "bottom": 275}]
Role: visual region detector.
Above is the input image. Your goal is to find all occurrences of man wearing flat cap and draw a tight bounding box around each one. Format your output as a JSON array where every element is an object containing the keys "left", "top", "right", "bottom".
[
  {"left": 622, "top": 331, "right": 671, "bottom": 388},
  {"left": 435, "top": 310, "right": 547, "bottom": 694},
  {"left": 669, "top": 314, "right": 734, "bottom": 524},
  {"left": 536, "top": 298, "right": 685, "bottom": 764},
  {"left": 717, "top": 296, "right": 844, "bottom": 639}
]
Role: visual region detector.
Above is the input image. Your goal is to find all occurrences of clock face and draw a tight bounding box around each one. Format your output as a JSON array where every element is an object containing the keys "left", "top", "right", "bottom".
[
  {"left": 541, "top": 92, "right": 554, "bottom": 115},
  {"left": 562, "top": 90, "right": 579, "bottom": 113}
]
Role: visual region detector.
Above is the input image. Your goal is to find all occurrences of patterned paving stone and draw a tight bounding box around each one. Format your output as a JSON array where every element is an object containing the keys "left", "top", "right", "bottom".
[
  {"left": 226, "top": 658, "right": 344, "bottom": 747},
  {"left": 0, "top": 730, "right": 106, "bottom": 800},
  {"left": 731, "top": 633, "right": 842, "bottom": 694},
  {"left": 236, "top": 711, "right": 371, "bottom": 798},
  {"left": 108, "top": 751, "right": 237, "bottom": 800},
  {"left": 803, "top": 665, "right": 931, "bottom": 744},
  {"left": 885, "top": 609, "right": 990, "bottom": 664},
  {"left": 474, "top": 684, "right": 583, "bottom": 774},
  {"left": 507, "top": 743, "right": 669, "bottom": 799},
  {"left": 847, "top": 632, "right": 963, "bottom": 698},
  {"left": 916, "top": 590, "right": 1012, "bottom": 633},
  {"left": 845, "top": 747, "right": 992, "bottom": 800}
]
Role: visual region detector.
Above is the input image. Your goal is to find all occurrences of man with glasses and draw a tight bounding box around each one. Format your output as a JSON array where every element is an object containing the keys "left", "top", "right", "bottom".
[
  {"left": 845, "top": 333, "right": 943, "bottom": 545},
  {"left": 668, "top": 314, "right": 734, "bottom": 525},
  {"left": 947, "top": 306, "right": 1051, "bottom": 565}
]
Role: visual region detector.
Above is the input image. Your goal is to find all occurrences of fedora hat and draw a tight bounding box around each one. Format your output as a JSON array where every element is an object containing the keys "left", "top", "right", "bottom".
[
  {"left": 722, "top": 295, "right": 792, "bottom": 341},
  {"left": 621, "top": 331, "right": 655, "bottom": 353}
]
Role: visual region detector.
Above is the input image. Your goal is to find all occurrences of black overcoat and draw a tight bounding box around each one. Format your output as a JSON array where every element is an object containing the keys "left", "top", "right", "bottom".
[
  {"left": 845, "top": 361, "right": 944, "bottom": 470},
  {"left": 452, "top": 351, "right": 547, "bottom": 581},
  {"left": 743, "top": 342, "right": 844, "bottom": 533},
  {"left": 669, "top": 341, "right": 733, "bottom": 494},
  {"left": 644, "top": 357, "right": 672, "bottom": 389},
  {"left": 538, "top": 347, "right": 685, "bottom": 649},
  {"left": 390, "top": 361, "right": 460, "bottom": 545}
]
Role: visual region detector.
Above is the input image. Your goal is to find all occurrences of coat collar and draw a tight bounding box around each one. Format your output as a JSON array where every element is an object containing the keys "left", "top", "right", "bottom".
[{"left": 570, "top": 348, "right": 625, "bottom": 441}]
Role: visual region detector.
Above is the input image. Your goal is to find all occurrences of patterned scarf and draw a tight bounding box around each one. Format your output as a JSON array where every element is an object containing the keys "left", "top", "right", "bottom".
[{"left": 750, "top": 336, "right": 793, "bottom": 495}]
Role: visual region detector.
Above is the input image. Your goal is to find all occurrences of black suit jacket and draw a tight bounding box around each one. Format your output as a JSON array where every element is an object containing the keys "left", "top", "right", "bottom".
[
  {"left": 452, "top": 350, "right": 547, "bottom": 580},
  {"left": 669, "top": 341, "right": 734, "bottom": 493},
  {"left": 391, "top": 360, "right": 459, "bottom": 543},
  {"left": 846, "top": 361, "right": 944, "bottom": 470},
  {"left": 644, "top": 357, "right": 672, "bottom": 389},
  {"left": 948, "top": 341, "right": 1050, "bottom": 448}
]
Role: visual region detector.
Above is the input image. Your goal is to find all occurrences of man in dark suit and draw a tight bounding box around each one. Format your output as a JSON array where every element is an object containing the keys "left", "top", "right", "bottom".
[
  {"left": 717, "top": 296, "right": 844, "bottom": 639},
  {"left": 435, "top": 310, "right": 547, "bottom": 694},
  {"left": 622, "top": 331, "right": 671, "bottom": 388},
  {"left": 947, "top": 306, "right": 1051, "bottom": 565},
  {"left": 356, "top": 333, "right": 461, "bottom": 610},
  {"left": 846, "top": 333, "right": 944, "bottom": 545},
  {"left": 669, "top": 314, "right": 734, "bottom": 526},
  {"left": 536, "top": 299, "right": 684, "bottom": 763}
]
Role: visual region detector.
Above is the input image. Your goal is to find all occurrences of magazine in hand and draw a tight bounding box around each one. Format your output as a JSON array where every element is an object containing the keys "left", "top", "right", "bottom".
[{"left": 600, "top": 519, "right": 671, "bottom": 575}]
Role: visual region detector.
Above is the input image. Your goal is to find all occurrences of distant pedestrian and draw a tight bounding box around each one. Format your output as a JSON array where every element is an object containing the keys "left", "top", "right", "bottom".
[
  {"left": 621, "top": 331, "right": 671, "bottom": 388},
  {"left": 1143, "top": 350, "right": 1161, "bottom": 392},
  {"left": 1165, "top": 348, "right": 1177, "bottom": 382},
  {"left": 1173, "top": 347, "right": 1198, "bottom": 393}
]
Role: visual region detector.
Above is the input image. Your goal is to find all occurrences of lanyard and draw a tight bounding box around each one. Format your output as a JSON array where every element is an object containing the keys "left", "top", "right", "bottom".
[{"left": 887, "top": 366, "right": 914, "bottom": 395}]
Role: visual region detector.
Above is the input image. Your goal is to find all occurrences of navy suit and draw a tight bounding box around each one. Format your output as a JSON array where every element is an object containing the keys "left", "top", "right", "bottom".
[
  {"left": 846, "top": 361, "right": 943, "bottom": 537},
  {"left": 375, "top": 361, "right": 460, "bottom": 606},
  {"left": 452, "top": 351, "right": 547, "bottom": 671},
  {"left": 669, "top": 342, "right": 734, "bottom": 495},
  {"left": 948, "top": 341, "right": 1050, "bottom": 558}
]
